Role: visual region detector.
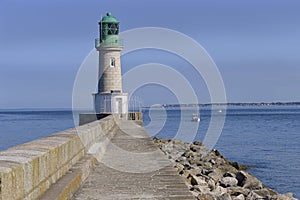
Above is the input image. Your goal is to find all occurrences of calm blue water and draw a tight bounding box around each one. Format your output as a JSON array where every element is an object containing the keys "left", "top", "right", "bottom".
[
  {"left": 0, "top": 109, "right": 75, "bottom": 150},
  {"left": 0, "top": 107, "right": 299, "bottom": 198}
]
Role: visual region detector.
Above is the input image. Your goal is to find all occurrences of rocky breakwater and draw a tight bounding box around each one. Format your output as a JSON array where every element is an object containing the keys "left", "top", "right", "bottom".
[{"left": 153, "top": 138, "right": 298, "bottom": 200}]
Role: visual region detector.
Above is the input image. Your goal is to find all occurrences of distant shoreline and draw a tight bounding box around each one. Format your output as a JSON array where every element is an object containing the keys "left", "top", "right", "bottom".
[{"left": 143, "top": 102, "right": 300, "bottom": 108}]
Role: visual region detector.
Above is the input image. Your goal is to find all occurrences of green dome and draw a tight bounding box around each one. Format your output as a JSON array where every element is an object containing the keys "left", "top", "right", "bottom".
[{"left": 100, "top": 12, "right": 119, "bottom": 23}]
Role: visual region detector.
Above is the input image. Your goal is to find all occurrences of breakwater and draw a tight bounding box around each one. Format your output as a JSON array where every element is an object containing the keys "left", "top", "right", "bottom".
[
  {"left": 0, "top": 116, "right": 116, "bottom": 200},
  {"left": 0, "top": 113, "right": 298, "bottom": 199},
  {"left": 154, "top": 138, "right": 298, "bottom": 200}
]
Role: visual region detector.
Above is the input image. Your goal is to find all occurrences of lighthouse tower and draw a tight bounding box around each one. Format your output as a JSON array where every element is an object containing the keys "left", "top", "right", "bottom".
[{"left": 94, "top": 12, "right": 128, "bottom": 116}]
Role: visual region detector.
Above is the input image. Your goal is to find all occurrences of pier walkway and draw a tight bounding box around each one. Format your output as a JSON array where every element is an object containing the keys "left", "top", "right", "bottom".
[{"left": 72, "top": 120, "right": 195, "bottom": 200}]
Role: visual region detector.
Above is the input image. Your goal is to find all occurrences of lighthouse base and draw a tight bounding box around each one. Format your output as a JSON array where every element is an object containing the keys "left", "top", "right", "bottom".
[{"left": 93, "top": 92, "right": 128, "bottom": 116}]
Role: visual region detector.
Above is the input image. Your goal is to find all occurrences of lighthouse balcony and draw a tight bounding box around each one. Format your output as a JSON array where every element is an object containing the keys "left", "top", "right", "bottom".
[{"left": 95, "top": 38, "right": 124, "bottom": 48}]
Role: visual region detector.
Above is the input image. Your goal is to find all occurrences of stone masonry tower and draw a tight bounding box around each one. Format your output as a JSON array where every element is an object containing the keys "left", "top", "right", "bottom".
[{"left": 94, "top": 12, "right": 128, "bottom": 116}]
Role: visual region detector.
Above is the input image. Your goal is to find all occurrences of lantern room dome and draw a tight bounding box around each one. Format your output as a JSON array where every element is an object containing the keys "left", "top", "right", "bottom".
[{"left": 100, "top": 12, "right": 119, "bottom": 23}]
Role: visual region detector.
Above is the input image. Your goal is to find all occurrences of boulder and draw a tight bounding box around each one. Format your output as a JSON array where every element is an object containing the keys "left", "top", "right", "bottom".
[
  {"left": 207, "top": 178, "right": 216, "bottom": 191},
  {"left": 192, "top": 185, "right": 210, "bottom": 194},
  {"left": 190, "top": 174, "right": 208, "bottom": 186},
  {"left": 198, "top": 193, "right": 217, "bottom": 200},
  {"left": 203, "top": 162, "right": 213, "bottom": 169},
  {"left": 172, "top": 139, "right": 184, "bottom": 145},
  {"left": 217, "top": 193, "right": 232, "bottom": 200},
  {"left": 252, "top": 189, "right": 270, "bottom": 198},
  {"left": 183, "top": 163, "right": 193, "bottom": 170},
  {"left": 188, "top": 168, "right": 203, "bottom": 176},
  {"left": 190, "top": 190, "right": 200, "bottom": 198},
  {"left": 208, "top": 169, "right": 224, "bottom": 183},
  {"left": 154, "top": 138, "right": 296, "bottom": 200},
  {"left": 273, "top": 193, "right": 298, "bottom": 200},
  {"left": 227, "top": 187, "right": 250, "bottom": 196},
  {"left": 190, "top": 144, "right": 201, "bottom": 152},
  {"left": 189, "top": 158, "right": 200, "bottom": 166},
  {"left": 175, "top": 156, "right": 187, "bottom": 163},
  {"left": 210, "top": 159, "right": 216, "bottom": 165},
  {"left": 193, "top": 141, "right": 203, "bottom": 146},
  {"left": 246, "top": 191, "right": 265, "bottom": 200},
  {"left": 179, "top": 169, "right": 190, "bottom": 178},
  {"left": 218, "top": 165, "right": 239, "bottom": 175},
  {"left": 223, "top": 172, "right": 236, "bottom": 178},
  {"left": 232, "top": 194, "right": 245, "bottom": 200},
  {"left": 236, "top": 171, "right": 262, "bottom": 190},
  {"left": 220, "top": 177, "right": 238, "bottom": 187},
  {"left": 214, "top": 185, "right": 227, "bottom": 196},
  {"left": 174, "top": 163, "right": 184, "bottom": 171},
  {"left": 264, "top": 186, "right": 278, "bottom": 196}
]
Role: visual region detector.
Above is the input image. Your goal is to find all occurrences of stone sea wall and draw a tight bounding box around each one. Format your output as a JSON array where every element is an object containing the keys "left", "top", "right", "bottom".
[
  {"left": 0, "top": 116, "right": 116, "bottom": 200},
  {"left": 153, "top": 138, "right": 298, "bottom": 200}
]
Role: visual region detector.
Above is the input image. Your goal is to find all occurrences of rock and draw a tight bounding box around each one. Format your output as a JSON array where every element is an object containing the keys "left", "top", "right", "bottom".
[
  {"left": 230, "top": 161, "right": 239, "bottom": 170},
  {"left": 203, "top": 162, "right": 213, "bottom": 169},
  {"left": 232, "top": 194, "right": 245, "bottom": 200},
  {"left": 227, "top": 187, "right": 250, "bottom": 197},
  {"left": 217, "top": 193, "right": 232, "bottom": 200},
  {"left": 214, "top": 185, "right": 227, "bottom": 195},
  {"left": 202, "top": 168, "right": 210, "bottom": 175},
  {"left": 273, "top": 193, "right": 298, "bottom": 200},
  {"left": 192, "top": 185, "right": 211, "bottom": 194},
  {"left": 188, "top": 168, "right": 203, "bottom": 176},
  {"left": 159, "top": 138, "right": 171, "bottom": 144},
  {"left": 190, "top": 190, "right": 200, "bottom": 197},
  {"left": 190, "top": 174, "right": 207, "bottom": 186},
  {"left": 264, "top": 186, "right": 278, "bottom": 196},
  {"left": 175, "top": 156, "right": 187, "bottom": 162},
  {"left": 223, "top": 172, "right": 236, "bottom": 178},
  {"left": 208, "top": 169, "right": 224, "bottom": 183},
  {"left": 189, "top": 158, "right": 200, "bottom": 165},
  {"left": 193, "top": 141, "right": 203, "bottom": 146},
  {"left": 198, "top": 193, "right": 217, "bottom": 200},
  {"left": 213, "top": 149, "right": 221, "bottom": 156},
  {"left": 207, "top": 178, "right": 216, "bottom": 191},
  {"left": 179, "top": 169, "right": 190, "bottom": 178},
  {"left": 238, "top": 165, "right": 248, "bottom": 170},
  {"left": 174, "top": 163, "right": 184, "bottom": 171},
  {"left": 154, "top": 138, "right": 297, "bottom": 200},
  {"left": 252, "top": 189, "right": 270, "bottom": 198},
  {"left": 172, "top": 139, "right": 184, "bottom": 145},
  {"left": 215, "top": 157, "right": 227, "bottom": 165},
  {"left": 236, "top": 171, "right": 247, "bottom": 186},
  {"left": 236, "top": 171, "right": 262, "bottom": 190},
  {"left": 220, "top": 177, "right": 238, "bottom": 187},
  {"left": 210, "top": 159, "right": 216, "bottom": 165},
  {"left": 153, "top": 137, "right": 159, "bottom": 143},
  {"left": 217, "top": 165, "right": 239, "bottom": 175},
  {"left": 182, "top": 151, "right": 194, "bottom": 158},
  {"left": 181, "top": 163, "right": 192, "bottom": 170},
  {"left": 246, "top": 191, "right": 265, "bottom": 200},
  {"left": 190, "top": 145, "right": 201, "bottom": 153}
]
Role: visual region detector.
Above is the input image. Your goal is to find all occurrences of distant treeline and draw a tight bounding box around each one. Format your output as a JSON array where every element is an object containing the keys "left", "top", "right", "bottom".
[{"left": 143, "top": 102, "right": 300, "bottom": 108}]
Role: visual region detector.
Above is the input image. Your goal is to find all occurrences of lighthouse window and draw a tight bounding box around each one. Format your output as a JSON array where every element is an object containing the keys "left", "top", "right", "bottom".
[
  {"left": 110, "top": 58, "right": 116, "bottom": 67},
  {"left": 107, "top": 24, "right": 119, "bottom": 35}
]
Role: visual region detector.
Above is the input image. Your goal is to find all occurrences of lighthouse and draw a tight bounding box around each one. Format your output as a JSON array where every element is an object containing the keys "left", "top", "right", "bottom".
[{"left": 93, "top": 12, "right": 128, "bottom": 117}]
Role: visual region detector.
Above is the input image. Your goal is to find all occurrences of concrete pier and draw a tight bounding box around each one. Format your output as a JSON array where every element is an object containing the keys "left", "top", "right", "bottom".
[
  {"left": 0, "top": 117, "right": 194, "bottom": 199},
  {"left": 72, "top": 120, "right": 195, "bottom": 199}
]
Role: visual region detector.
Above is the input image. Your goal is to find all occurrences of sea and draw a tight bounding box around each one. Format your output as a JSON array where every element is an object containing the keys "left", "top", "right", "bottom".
[{"left": 0, "top": 106, "right": 299, "bottom": 198}]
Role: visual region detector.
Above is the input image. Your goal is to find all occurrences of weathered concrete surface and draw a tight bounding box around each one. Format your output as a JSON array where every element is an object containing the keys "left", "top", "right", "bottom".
[
  {"left": 73, "top": 120, "right": 195, "bottom": 200},
  {"left": 0, "top": 116, "right": 116, "bottom": 200}
]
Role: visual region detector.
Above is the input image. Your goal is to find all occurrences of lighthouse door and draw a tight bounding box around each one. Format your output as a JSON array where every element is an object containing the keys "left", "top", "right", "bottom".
[{"left": 115, "top": 98, "right": 122, "bottom": 114}]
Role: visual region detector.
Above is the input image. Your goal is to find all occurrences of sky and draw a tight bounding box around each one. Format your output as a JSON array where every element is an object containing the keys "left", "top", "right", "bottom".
[{"left": 0, "top": 0, "right": 300, "bottom": 108}]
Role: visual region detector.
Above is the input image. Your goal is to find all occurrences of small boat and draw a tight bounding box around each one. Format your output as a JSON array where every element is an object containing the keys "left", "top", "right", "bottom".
[{"left": 192, "top": 113, "right": 200, "bottom": 122}]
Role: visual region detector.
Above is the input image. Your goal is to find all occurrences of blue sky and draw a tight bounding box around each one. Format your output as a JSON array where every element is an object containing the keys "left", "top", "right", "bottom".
[{"left": 1, "top": 0, "right": 300, "bottom": 108}]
